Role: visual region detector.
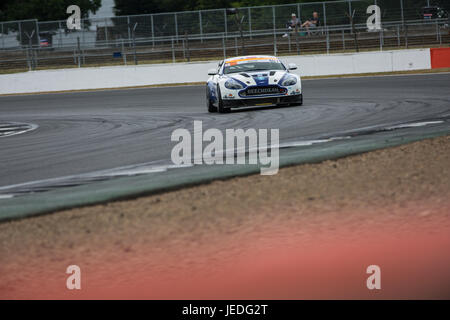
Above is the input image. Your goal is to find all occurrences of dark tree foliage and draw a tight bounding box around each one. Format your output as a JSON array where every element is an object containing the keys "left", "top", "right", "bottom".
[
  {"left": 113, "top": 0, "right": 342, "bottom": 15},
  {"left": 0, "top": 0, "right": 101, "bottom": 21}
]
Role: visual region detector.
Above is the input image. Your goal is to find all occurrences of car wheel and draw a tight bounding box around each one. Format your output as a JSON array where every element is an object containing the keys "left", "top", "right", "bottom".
[
  {"left": 290, "top": 94, "right": 303, "bottom": 107},
  {"left": 206, "top": 87, "right": 217, "bottom": 113},
  {"left": 217, "top": 86, "right": 230, "bottom": 113}
]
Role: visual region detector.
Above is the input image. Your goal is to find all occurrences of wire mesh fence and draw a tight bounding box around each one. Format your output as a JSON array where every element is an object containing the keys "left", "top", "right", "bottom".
[{"left": 0, "top": 0, "right": 448, "bottom": 72}]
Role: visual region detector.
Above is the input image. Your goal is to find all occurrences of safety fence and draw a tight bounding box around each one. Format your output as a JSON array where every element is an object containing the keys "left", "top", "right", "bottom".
[{"left": 0, "top": 0, "right": 448, "bottom": 72}]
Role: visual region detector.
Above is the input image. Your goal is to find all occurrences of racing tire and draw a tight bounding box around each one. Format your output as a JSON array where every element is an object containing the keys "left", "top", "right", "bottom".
[
  {"left": 290, "top": 94, "right": 303, "bottom": 107},
  {"left": 206, "top": 87, "right": 217, "bottom": 113},
  {"left": 217, "top": 86, "right": 230, "bottom": 113}
]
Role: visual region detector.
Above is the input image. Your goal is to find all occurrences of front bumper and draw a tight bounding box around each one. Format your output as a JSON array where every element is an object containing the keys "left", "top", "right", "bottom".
[{"left": 222, "top": 94, "right": 302, "bottom": 108}]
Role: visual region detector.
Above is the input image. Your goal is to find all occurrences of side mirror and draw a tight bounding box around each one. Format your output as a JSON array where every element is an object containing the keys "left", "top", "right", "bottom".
[
  {"left": 208, "top": 69, "right": 218, "bottom": 76},
  {"left": 288, "top": 63, "right": 298, "bottom": 71}
]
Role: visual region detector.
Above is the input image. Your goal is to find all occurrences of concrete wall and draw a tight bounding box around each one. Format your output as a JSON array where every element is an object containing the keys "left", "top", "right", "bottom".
[
  {"left": 0, "top": 48, "right": 431, "bottom": 95},
  {"left": 287, "top": 48, "right": 431, "bottom": 76}
]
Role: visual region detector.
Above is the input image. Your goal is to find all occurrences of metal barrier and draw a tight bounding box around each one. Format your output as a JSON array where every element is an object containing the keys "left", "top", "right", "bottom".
[
  {"left": 0, "top": 0, "right": 448, "bottom": 72},
  {"left": 1, "top": 0, "right": 445, "bottom": 49}
]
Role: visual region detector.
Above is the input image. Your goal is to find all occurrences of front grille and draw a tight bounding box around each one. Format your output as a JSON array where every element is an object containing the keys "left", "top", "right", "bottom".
[
  {"left": 222, "top": 94, "right": 302, "bottom": 108},
  {"left": 242, "top": 86, "right": 286, "bottom": 96}
]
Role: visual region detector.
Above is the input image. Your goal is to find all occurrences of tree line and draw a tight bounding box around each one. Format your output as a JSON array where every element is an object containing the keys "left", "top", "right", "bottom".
[{"left": 0, "top": 0, "right": 340, "bottom": 21}]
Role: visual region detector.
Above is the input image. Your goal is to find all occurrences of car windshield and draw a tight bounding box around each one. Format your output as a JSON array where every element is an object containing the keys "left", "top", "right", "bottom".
[{"left": 223, "top": 60, "right": 285, "bottom": 74}]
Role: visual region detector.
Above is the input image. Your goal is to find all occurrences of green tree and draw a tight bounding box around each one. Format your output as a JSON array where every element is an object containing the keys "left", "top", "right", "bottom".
[
  {"left": 113, "top": 0, "right": 342, "bottom": 16},
  {"left": 0, "top": 0, "right": 101, "bottom": 21}
]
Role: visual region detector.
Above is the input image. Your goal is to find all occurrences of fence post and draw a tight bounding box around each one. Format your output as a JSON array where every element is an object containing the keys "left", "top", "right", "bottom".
[
  {"left": 77, "top": 36, "right": 81, "bottom": 67},
  {"left": 400, "top": 0, "right": 404, "bottom": 26},
  {"left": 272, "top": 6, "right": 276, "bottom": 35},
  {"left": 127, "top": 16, "right": 131, "bottom": 45},
  {"left": 58, "top": 21, "right": 63, "bottom": 48},
  {"left": 436, "top": 19, "right": 439, "bottom": 41},
  {"left": 184, "top": 32, "right": 190, "bottom": 62},
  {"left": 26, "top": 40, "right": 31, "bottom": 70},
  {"left": 342, "top": 29, "right": 345, "bottom": 52},
  {"left": 31, "top": 41, "right": 36, "bottom": 70},
  {"left": 151, "top": 15, "right": 155, "bottom": 47},
  {"left": 379, "top": 29, "right": 383, "bottom": 51},
  {"left": 347, "top": 8, "right": 359, "bottom": 53},
  {"left": 274, "top": 31, "right": 277, "bottom": 56},
  {"left": 288, "top": 33, "right": 291, "bottom": 52},
  {"left": 24, "top": 30, "right": 35, "bottom": 70},
  {"left": 326, "top": 27, "right": 329, "bottom": 54},
  {"left": 34, "top": 38, "right": 38, "bottom": 69},
  {"left": 199, "top": 11, "right": 203, "bottom": 43},
  {"left": 132, "top": 22, "right": 138, "bottom": 65},
  {"left": 348, "top": 1, "right": 352, "bottom": 29},
  {"left": 81, "top": 19, "right": 85, "bottom": 48},
  {"left": 1, "top": 23, "right": 4, "bottom": 49},
  {"left": 171, "top": 37, "right": 175, "bottom": 63},
  {"left": 182, "top": 38, "right": 185, "bottom": 60},
  {"left": 82, "top": 41, "right": 86, "bottom": 65},
  {"left": 224, "top": 9, "right": 228, "bottom": 36},
  {"left": 122, "top": 39, "right": 127, "bottom": 65},
  {"left": 405, "top": 24, "right": 408, "bottom": 49},
  {"left": 35, "top": 20, "right": 40, "bottom": 57},
  {"left": 294, "top": 4, "right": 301, "bottom": 55},
  {"left": 18, "top": 22, "right": 22, "bottom": 47},
  {"left": 322, "top": 2, "right": 327, "bottom": 27},
  {"left": 248, "top": 7, "right": 252, "bottom": 39},
  {"left": 222, "top": 33, "right": 226, "bottom": 59},
  {"left": 174, "top": 13, "right": 178, "bottom": 42},
  {"left": 397, "top": 25, "right": 400, "bottom": 46},
  {"left": 235, "top": 36, "right": 238, "bottom": 55},
  {"left": 104, "top": 18, "right": 108, "bottom": 45}
]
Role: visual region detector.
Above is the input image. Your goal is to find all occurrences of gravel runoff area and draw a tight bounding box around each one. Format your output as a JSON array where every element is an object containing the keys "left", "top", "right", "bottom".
[{"left": 0, "top": 135, "right": 449, "bottom": 299}]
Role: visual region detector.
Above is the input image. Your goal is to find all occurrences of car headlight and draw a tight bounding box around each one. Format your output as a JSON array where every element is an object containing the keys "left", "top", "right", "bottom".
[
  {"left": 224, "top": 79, "right": 244, "bottom": 90},
  {"left": 281, "top": 76, "right": 297, "bottom": 86}
]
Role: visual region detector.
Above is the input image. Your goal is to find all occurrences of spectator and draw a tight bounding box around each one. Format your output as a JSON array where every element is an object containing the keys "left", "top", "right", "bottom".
[
  {"left": 302, "top": 11, "right": 321, "bottom": 33},
  {"left": 282, "top": 13, "right": 301, "bottom": 38}
]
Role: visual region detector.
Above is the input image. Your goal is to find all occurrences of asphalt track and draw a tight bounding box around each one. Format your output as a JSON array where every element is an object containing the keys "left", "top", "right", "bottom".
[{"left": 0, "top": 73, "right": 450, "bottom": 216}]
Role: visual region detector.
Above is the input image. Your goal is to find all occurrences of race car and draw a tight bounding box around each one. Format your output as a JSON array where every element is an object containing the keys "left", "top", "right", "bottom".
[{"left": 206, "top": 55, "right": 302, "bottom": 113}]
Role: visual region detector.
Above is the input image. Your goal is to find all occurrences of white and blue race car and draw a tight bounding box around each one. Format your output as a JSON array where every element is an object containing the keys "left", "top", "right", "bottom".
[{"left": 206, "top": 55, "right": 302, "bottom": 113}]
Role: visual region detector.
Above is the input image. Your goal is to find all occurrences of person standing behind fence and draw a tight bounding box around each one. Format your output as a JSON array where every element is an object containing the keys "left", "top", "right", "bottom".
[
  {"left": 282, "top": 13, "right": 301, "bottom": 38},
  {"left": 302, "top": 11, "right": 321, "bottom": 34}
]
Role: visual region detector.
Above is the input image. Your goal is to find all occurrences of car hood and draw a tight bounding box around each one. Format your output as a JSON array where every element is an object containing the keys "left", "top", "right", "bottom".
[{"left": 224, "top": 70, "right": 289, "bottom": 87}]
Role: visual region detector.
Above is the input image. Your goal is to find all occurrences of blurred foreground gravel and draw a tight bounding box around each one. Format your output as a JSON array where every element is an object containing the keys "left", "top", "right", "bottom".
[{"left": 1, "top": 134, "right": 449, "bottom": 298}]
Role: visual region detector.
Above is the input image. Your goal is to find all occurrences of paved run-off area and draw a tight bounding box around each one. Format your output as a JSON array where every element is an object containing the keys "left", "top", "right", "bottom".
[{"left": 0, "top": 135, "right": 449, "bottom": 299}]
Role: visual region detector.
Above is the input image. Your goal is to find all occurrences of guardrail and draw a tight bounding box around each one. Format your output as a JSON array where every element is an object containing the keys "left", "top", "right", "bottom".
[{"left": 0, "top": 18, "right": 448, "bottom": 73}]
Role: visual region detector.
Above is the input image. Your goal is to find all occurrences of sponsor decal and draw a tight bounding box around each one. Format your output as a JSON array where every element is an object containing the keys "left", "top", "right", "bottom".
[
  {"left": 225, "top": 57, "right": 278, "bottom": 66},
  {"left": 243, "top": 86, "right": 286, "bottom": 96}
]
